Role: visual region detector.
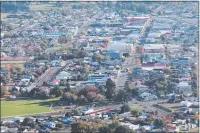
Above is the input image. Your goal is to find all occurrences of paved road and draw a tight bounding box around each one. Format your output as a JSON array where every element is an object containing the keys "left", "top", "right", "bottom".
[{"left": 115, "top": 56, "right": 135, "bottom": 90}]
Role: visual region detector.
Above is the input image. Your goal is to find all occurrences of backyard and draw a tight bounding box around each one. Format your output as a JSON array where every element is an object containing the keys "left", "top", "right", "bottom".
[{"left": 1, "top": 98, "right": 59, "bottom": 117}]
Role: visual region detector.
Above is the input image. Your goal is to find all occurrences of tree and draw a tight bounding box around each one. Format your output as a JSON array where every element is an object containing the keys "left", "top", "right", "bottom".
[
  {"left": 56, "top": 123, "right": 65, "bottom": 129},
  {"left": 36, "top": 69, "right": 42, "bottom": 75},
  {"left": 153, "top": 119, "right": 164, "bottom": 128},
  {"left": 99, "top": 122, "right": 119, "bottom": 133},
  {"left": 0, "top": 85, "right": 8, "bottom": 98},
  {"left": 130, "top": 106, "right": 140, "bottom": 116},
  {"left": 0, "top": 76, "right": 7, "bottom": 84},
  {"left": 85, "top": 85, "right": 97, "bottom": 92},
  {"left": 99, "top": 126, "right": 110, "bottom": 133},
  {"left": 10, "top": 67, "right": 16, "bottom": 74},
  {"left": 155, "top": 82, "right": 164, "bottom": 91},
  {"left": 78, "top": 51, "right": 88, "bottom": 58},
  {"left": 121, "top": 103, "right": 131, "bottom": 113},
  {"left": 14, "top": 66, "right": 22, "bottom": 73},
  {"left": 71, "top": 94, "right": 78, "bottom": 103},
  {"left": 86, "top": 92, "right": 97, "bottom": 102},
  {"left": 62, "top": 92, "right": 72, "bottom": 102},
  {"left": 78, "top": 95, "right": 88, "bottom": 104},
  {"left": 163, "top": 68, "right": 171, "bottom": 74},
  {"left": 82, "top": 65, "right": 89, "bottom": 75},
  {"left": 105, "top": 78, "right": 116, "bottom": 100},
  {"left": 62, "top": 92, "right": 78, "bottom": 104},
  {"left": 160, "top": 34, "right": 167, "bottom": 44},
  {"left": 136, "top": 46, "right": 144, "bottom": 54},
  {"left": 167, "top": 82, "right": 177, "bottom": 93},
  {"left": 71, "top": 120, "right": 103, "bottom": 133},
  {"left": 95, "top": 94, "right": 105, "bottom": 102},
  {"left": 22, "top": 117, "right": 35, "bottom": 128},
  {"left": 36, "top": 90, "right": 50, "bottom": 99},
  {"left": 50, "top": 86, "right": 63, "bottom": 97},
  {"left": 115, "top": 90, "right": 127, "bottom": 102},
  {"left": 98, "top": 86, "right": 106, "bottom": 95},
  {"left": 65, "top": 112, "right": 71, "bottom": 117},
  {"left": 43, "top": 81, "right": 48, "bottom": 86},
  {"left": 114, "top": 125, "right": 134, "bottom": 133}
]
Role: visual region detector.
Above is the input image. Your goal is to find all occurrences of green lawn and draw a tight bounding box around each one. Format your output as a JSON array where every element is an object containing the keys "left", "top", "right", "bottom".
[
  {"left": 130, "top": 105, "right": 141, "bottom": 111},
  {"left": 1, "top": 98, "right": 59, "bottom": 117}
]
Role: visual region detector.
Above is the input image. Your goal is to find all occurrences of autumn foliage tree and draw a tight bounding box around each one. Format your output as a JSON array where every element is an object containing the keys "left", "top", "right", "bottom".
[
  {"left": 105, "top": 78, "right": 116, "bottom": 100},
  {"left": 1, "top": 85, "right": 9, "bottom": 98},
  {"left": 71, "top": 120, "right": 103, "bottom": 133}
]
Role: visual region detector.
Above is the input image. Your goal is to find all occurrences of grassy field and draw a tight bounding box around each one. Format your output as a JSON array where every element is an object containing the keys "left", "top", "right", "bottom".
[
  {"left": 1, "top": 61, "right": 25, "bottom": 69},
  {"left": 130, "top": 105, "right": 141, "bottom": 111},
  {"left": 29, "top": 4, "right": 57, "bottom": 11},
  {"left": 1, "top": 98, "right": 59, "bottom": 117},
  {"left": 160, "top": 103, "right": 181, "bottom": 111}
]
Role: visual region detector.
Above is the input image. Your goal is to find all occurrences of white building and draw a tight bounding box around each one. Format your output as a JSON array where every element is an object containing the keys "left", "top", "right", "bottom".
[{"left": 176, "top": 82, "right": 192, "bottom": 96}]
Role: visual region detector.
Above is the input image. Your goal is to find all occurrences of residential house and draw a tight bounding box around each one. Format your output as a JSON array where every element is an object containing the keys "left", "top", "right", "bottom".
[
  {"left": 56, "top": 71, "right": 72, "bottom": 80},
  {"left": 59, "top": 117, "right": 72, "bottom": 125}
]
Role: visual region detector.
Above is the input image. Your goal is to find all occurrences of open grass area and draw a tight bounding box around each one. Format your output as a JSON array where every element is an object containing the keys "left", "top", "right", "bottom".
[
  {"left": 1, "top": 98, "right": 59, "bottom": 117},
  {"left": 45, "top": 46, "right": 64, "bottom": 52},
  {"left": 29, "top": 4, "right": 57, "bottom": 11},
  {"left": 160, "top": 103, "right": 181, "bottom": 111},
  {"left": 130, "top": 105, "right": 141, "bottom": 111}
]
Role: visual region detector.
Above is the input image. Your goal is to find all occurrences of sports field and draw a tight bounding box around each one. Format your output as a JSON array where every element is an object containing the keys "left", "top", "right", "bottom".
[
  {"left": 1, "top": 98, "right": 59, "bottom": 117},
  {"left": 29, "top": 4, "right": 57, "bottom": 11},
  {"left": 1, "top": 61, "right": 25, "bottom": 69}
]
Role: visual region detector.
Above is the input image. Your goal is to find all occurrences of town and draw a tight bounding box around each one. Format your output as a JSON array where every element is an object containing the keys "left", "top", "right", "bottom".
[{"left": 0, "top": 2, "right": 199, "bottom": 133}]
